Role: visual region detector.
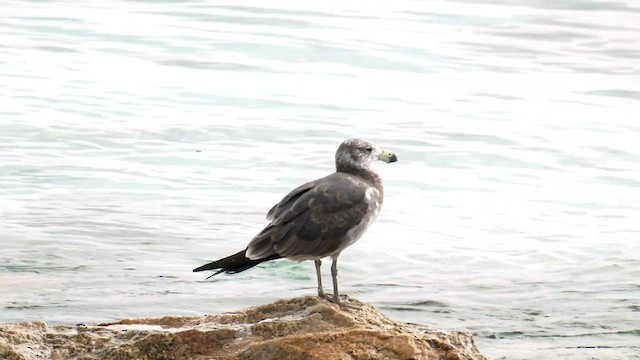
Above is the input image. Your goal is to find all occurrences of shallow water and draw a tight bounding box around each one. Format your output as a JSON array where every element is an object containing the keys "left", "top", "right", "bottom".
[{"left": 1, "top": 1, "right": 639, "bottom": 359}]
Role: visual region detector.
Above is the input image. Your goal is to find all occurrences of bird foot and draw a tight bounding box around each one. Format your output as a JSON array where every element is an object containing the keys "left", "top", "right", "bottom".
[
  {"left": 317, "top": 293, "right": 360, "bottom": 309},
  {"left": 318, "top": 292, "right": 335, "bottom": 302},
  {"left": 336, "top": 300, "right": 361, "bottom": 310}
]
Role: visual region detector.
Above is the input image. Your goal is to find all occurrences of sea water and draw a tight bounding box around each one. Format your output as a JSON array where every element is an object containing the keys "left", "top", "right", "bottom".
[{"left": 1, "top": 1, "right": 639, "bottom": 359}]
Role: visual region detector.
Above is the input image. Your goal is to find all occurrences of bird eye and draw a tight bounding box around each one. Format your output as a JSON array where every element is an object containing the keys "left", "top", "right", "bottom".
[{"left": 364, "top": 147, "right": 372, "bottom": 152}]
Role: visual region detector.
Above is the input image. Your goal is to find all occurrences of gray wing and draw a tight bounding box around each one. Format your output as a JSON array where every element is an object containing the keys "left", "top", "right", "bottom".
[
  {"left": 266, "top": 180, "right": 315, "bottom": 221},
  {"left": 245, "top": 173, "right": 371, "bottom": 260}
]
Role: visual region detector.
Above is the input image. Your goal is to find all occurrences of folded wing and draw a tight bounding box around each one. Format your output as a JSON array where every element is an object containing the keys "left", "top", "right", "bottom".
[{"left": 245, "top": 173, "right": 372, "bottom": 260}]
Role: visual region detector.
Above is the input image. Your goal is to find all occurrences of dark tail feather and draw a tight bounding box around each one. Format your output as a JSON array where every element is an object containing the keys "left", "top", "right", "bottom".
[{"left": 193, "top": 249, "right": 282, "bottom": 279}]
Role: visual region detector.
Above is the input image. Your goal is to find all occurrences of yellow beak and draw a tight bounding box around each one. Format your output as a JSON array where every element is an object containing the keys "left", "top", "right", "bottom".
[{"left": 377, "top": 150, "right": 398, "bottom": 163}]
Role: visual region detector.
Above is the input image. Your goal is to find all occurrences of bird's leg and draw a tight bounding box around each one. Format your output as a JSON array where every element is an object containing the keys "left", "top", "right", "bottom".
[
  {"left": 331, "top": 256, "right": 340, "bottom": 304},
  {"left": 330, "top": 256, "right": 361, "bottom": 309},
  {"left": 316, "top": 257, "right": 358, "bottom": 309},
  {"left": 315, "top": 260, "right": 327, "bottom": 299},
  {"left": 313, "top": 256, "right": 358, "bottom": 308}
]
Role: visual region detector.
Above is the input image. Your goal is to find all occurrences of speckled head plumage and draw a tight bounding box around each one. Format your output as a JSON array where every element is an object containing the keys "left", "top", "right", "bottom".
[{"left": 335, "top": 138, "right": 397, "bottom": 173}]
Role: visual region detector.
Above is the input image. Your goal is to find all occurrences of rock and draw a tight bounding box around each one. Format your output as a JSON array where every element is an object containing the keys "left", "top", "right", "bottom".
[{"left": 0, "top": 296, "right": 489, "bottom": 360}]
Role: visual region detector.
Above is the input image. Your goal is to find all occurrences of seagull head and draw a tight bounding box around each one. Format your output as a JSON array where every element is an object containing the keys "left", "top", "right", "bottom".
[{"left": 335, "top": 138, "right": 397, "bottom": 172}]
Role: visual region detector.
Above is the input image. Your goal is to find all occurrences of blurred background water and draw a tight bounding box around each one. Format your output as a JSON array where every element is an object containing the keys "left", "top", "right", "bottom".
[{"left": 1, "top": 0, "right": 639, "bottom": 359}]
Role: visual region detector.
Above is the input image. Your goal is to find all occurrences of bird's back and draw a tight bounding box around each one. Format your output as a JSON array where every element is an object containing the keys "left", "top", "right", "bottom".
[{"left": 246, "top": 171, "right": 383, "bottom": 261}]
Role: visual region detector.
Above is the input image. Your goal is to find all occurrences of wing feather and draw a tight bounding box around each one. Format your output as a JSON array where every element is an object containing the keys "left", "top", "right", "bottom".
[
  {"left": 247, "top": 173, "right": 372, "bottom": 260},
  {"left": 266, "top": 181, "right": 315, "bottom": 220}
]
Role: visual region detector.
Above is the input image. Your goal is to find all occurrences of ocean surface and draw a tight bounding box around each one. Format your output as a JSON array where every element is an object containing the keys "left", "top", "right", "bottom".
[{"left": 1, "top": 1, "right": 639, "bottom": 359}]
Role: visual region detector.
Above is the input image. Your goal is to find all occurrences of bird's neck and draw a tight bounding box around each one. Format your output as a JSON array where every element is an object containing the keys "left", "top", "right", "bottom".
[{"left": 337, "top": 165, "right": 384, "bottom": 198}]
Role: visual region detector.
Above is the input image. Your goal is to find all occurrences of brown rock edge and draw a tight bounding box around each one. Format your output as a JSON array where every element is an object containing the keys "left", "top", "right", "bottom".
[{"left": 0, "top": 296, "right": 489, "bottom": 360}]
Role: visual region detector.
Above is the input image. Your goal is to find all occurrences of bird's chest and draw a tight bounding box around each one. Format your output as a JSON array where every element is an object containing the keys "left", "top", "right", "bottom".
[{"left": 342, "top": 187, "right": 381, "bottom": 248}]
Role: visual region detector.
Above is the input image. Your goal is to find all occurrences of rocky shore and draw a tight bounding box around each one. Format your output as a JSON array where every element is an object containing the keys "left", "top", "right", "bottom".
[{"left": 0, "top": 296, "right": 489, "bottom": 360}]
